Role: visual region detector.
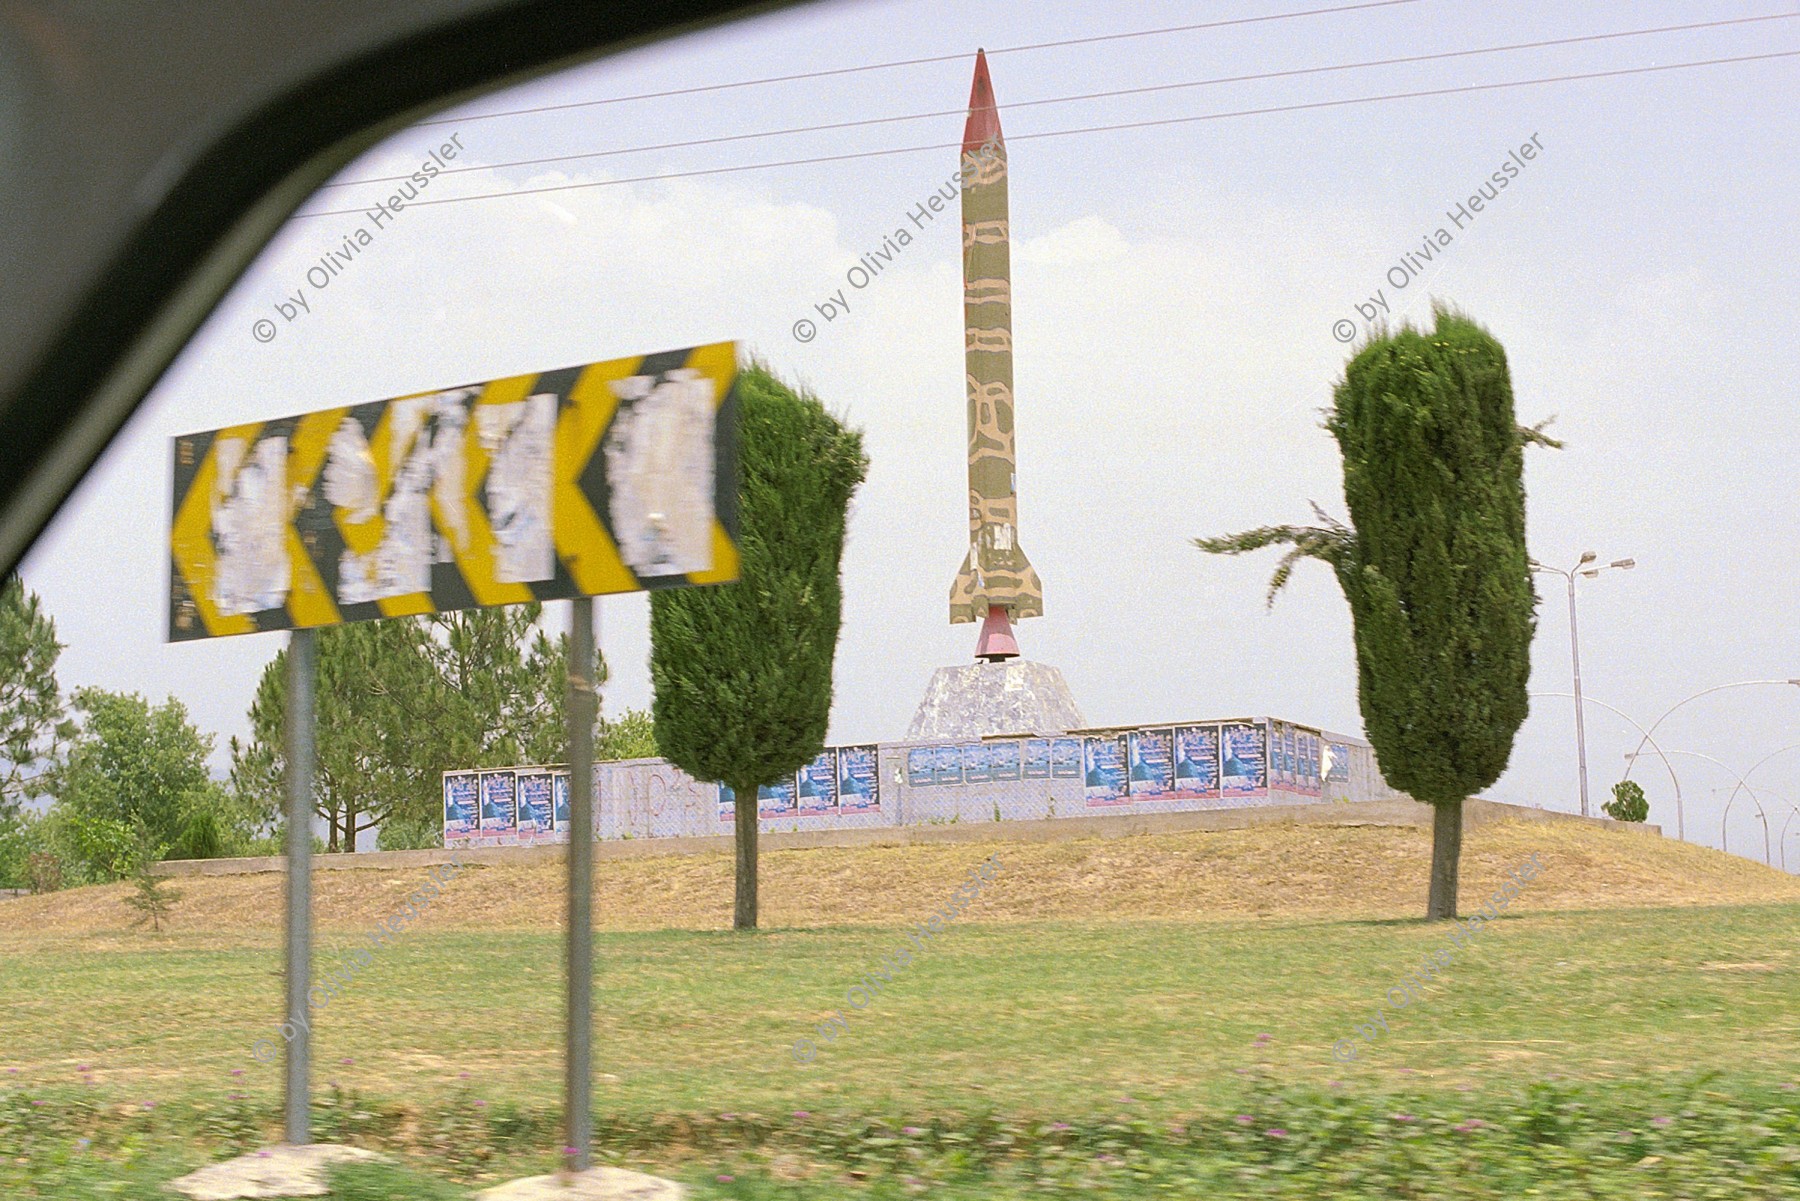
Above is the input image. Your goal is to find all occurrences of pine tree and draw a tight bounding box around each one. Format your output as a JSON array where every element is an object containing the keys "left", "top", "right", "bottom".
[
  {"left": 649, "top": 362, "right": 868, "bottom": 930},
  {"left": 1196, "top": 305, "right": 1555, "bottom": 919}
]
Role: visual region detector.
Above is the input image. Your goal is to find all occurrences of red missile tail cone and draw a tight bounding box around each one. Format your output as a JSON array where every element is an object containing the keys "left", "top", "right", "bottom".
[
  {"left": 975, "top": 605, "right": 1020, "bottom": 662},
  {"left": 963, "top": 48, "right": 1004, "bottom": 153}
]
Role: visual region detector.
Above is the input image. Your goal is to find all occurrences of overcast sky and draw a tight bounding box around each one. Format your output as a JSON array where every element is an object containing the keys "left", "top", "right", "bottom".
[{"left": 19, "top": 0, "right": 1800, "bottom": 859}]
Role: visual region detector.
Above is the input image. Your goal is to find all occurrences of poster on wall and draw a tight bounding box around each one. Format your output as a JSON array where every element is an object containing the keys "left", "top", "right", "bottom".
[
  {"left": 1051, "top": 737, "right": 1083, "bottom": 779},
  {"left": 1083, "top": 735, "right": 1128, "bottom": 805},
  {"left": 837, "top": 746, "right": 880, "bottom": 813},
  {"left": 962, "top": 743, "right": 992, "bottom": 785},
  {"left": 906, "top": 747, "right": 936, "bottom": 788},
  {"left": 1220, "top": 724, "right": 1267, "bottom": 796},
  {"left": 552, "top": 772, "right": 571, "bottom": 831},
  {"left": 989, "top": 740, "right": 1022, "bottom": 781},
  {"left": 797, "top": 751, "right": 838, "bottom": 814},
  {"left": 718, "top": 782, "right": 736, "bottom": 823},
  {"left": 517, "top": 770, "right": 554, "bottom": 835},
  {"left": 1172, "top": 725, "right": 1220, "bottom": 798},
  {"left": 1297, "top": 731, "right": 1322, "bottom": 795},
  {"left": 1286, "top": 726, "right": 1301, "bottom": 789},
  {"left": 1127, "top": 728, "right": 1175, "bottom": 798},
  {"left": 479, "top": 770, "right": 518, "bottom": 835},
  {"left": 933, "top": 745, "right": 964, "bottom": 786},
  {"left": 1023, "top": 739, "right": 1052, "bottom": 779},
  {"left": 443, "top": 772, "right": 478, "bottom": 840},
  {"left": 1268, "top": 722, "right": 1290, "bottom": 789},
  {"left": 1327, "top": 742, "right": 1353, "bottom": 783},
  {"left": 758, "top": 777, "right": 798, "bottom": 819}
]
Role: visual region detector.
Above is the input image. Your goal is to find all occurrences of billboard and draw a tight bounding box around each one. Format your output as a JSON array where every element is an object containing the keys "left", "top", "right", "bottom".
[
  {"left": 443, "top": 771, "right": 478, "bottom": 840},
  {"left": 1083, "top": 735, "right": 1128, "bottom": 805},
  {"left": 1127, "top": 728, "right": 1175, "bottom": 799},
  {"left": 797, "top": 751, "right": 838, "bottom": 815},
  {"left": 837, "top": 746, "right": 880, "bottom": 813},
  {"left": 1220, "top": 724, "right": 1267, "bottom": 796},
  {"left": 169, "top": 343, "right": 741, "bottom": 640},
  {"left": 551, "top": 771, "right": 571, "bottom": 830},
  {"left": 517, "top": 770, "right": 555, "bottom": 835},
  {"left": 479, "top": 770, "right": 517, "bottom": 835},
  {"left": 1171, "top": 725, "right": 1219, "bottom": 798}
]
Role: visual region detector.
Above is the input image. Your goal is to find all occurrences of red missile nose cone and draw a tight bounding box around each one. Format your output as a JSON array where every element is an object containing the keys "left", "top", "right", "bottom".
[
  {"left": 963, "top": 49, "right": 1004, "bottom": 154},
  {"left": 975, "top": 604, "right": 1020, "bottom": 662}
]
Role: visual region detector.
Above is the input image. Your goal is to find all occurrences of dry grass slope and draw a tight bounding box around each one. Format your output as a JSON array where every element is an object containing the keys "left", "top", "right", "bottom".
[{"left": 2, "top": 818, "right": 1795, "bottom": 945}]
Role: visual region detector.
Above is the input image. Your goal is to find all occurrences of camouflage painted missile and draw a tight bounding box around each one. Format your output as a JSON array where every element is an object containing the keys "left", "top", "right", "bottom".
[{"left": 950, "top": 49, "right": 1043, "bottom": 637}]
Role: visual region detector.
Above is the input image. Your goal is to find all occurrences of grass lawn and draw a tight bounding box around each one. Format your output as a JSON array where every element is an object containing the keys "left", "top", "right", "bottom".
[{"left": 5, "top": 890, "right": 1800, "bottom": 1197}]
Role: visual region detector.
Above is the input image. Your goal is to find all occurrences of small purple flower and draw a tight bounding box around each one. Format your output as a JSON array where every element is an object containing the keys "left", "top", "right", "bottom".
[
  {"left": 719, "top": 1112, "right": 738, "bottom": 1121},
  {"left": 75, "top": 1138, "right": 90, "bottom": 1150},
  {"left": 563, "top": 1146, "right": 579, "bottom": 1157},
  {"left": 230, "top": 1069, "right": 244, "bottom": 1077},
  {"left": 340, "top": 1058, "right": 354, "bottom": 1065},
  {"left": 77, "top": 1064, "right": 90, "bottom": 1072},
  {"left": 1253, "top": 1033, "right": 1272, "bottom": 1045},
  {"left": 902, "top": 1126, "right": 922, "bottom": 1135},
  {"left": 1326, "top": 1080, "right": 1342, "bottom": 1088},
  {"left": 792, "top": 1110, "right": 810, "bottom": 1119},
  {"left": 228, "top": 1092, "right": 243, "bottom": 1101},
  {"left": 1234, "top": 1114, "right": 1254, "bottom": 1125},
  {"left": 1652, "top": 1116, "right": 1673, "bottom": 1127},
  {"left": 459, "top": 1071, "right": 471, "bottom": 1079},
  {"left": 1391, "top": 1114, "right": 1416, "bottom": 1123},
  {"left": 473, "top": 1099, "right": 486, "bottom": 1108},
  {"left": 716, "top": 1174, "right": 734, "bottom": 1183},
  {"left": 256, "top": 1150, "right": 271, "bottom": 1158},
  {"left": 1119, "top": 1095, "right": 1137, "bottom": 1104},
  {"left": 1266, "top": 1128, "right": 1287, "bottom": 1139},
  {"left": 1454, "top": 1119, "right": 1483, "bottom": 1133},
  {"left": 31, "top": 1100, "right": 44, "bottom": 1107},
  {"left": 142, "top": 1102, "right": 154, "bottom": 1110},
  {"left": 1049, "top": 1122, "right": 1071, "bottom": 1132}
]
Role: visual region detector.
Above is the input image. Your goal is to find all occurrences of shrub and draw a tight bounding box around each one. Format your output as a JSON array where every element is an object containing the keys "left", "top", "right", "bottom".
[
  {"left": 377, "top": 815, "right": 442, "bottom": 851},
  {"left": 1604, "top": 780, "right": 1649, "bottom": 823}
]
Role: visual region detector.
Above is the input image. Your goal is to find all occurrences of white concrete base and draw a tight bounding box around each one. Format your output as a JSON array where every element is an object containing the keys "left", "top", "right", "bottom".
[
  {"left": 907, "top": 658, "right": 1085, "bottom": 740},
  {"left": 169, "top": 1143, "right": 385, "bottom": 1199},
  {"left": 477, "top": 1166, "right": 686, "bottom": 1199}
]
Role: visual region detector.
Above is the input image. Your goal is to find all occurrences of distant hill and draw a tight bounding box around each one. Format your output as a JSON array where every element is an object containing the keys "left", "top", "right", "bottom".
[{"left": 2, "top": 816, "right": 1795, "bottom": 941}]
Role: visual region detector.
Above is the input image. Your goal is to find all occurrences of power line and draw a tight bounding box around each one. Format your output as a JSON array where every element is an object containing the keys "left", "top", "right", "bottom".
[
  {"left": 413, "top": 0, "right": 1423, "bottom": 127},
  {"left": 295, "top": 48, "right": 1800, "bottom": 219},
  {"left": 326, "top": 13, "right": 1797, "bottom": 190}
]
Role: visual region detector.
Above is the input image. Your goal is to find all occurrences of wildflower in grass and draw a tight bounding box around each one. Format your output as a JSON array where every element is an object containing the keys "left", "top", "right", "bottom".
[
  {"left": 473, "top": 1099, "right": 486, "bottom": 1108},
  {"left": 716, "top": 1174, "right": 734, "bottom": 1183},
  {"left": 77, "top": 1064, "right": 90, "bottom": 1072},
  {"left": 1391, "top": 1114, "right": 1416, "bottom": 1123},
  {"left": 902, "top": 1126, "right": 922, "bottom": 1135},
  {"left": 340, "top": 1058, "right": 353, "bottom": 1065},
  {"left": 230, "top": 1069, "right": 244, "bottom": 1077},
  {"left": 1234, "top": 1114, "right": 1254, "bottom": 1125},
  {"left": 1266, "top": 1128, "right": 1287, "bottom": 1139},
  {"left": 1652, "top": 1116, "right": 1673, "bottom": 1127},
  {"left": 1049, "top": 1122, "right": 1071, "bottom": 1132},
  {"left": 1253, "top": 1033, "right": 1272, "bottom": 1046},
  {"left": 75, "top": 1138, "right": 89, "bottom": 1151},
  {"left": 719, "top": 1112, "right": 738, "bottom": 1121},
  {"left": 142, "top": 1102, "right": 154, "bottom": 1110},
  {"left": 793, "top": 1110, "right": 810, "bottom": 1119}
]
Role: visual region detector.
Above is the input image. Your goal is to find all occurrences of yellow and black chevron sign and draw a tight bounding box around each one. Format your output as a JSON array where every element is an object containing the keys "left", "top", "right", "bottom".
[{"left": 169, "top": 342, "right": 740, "bottom": 641}]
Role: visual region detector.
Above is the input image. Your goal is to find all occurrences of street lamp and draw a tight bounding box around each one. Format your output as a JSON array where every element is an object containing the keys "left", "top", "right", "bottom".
[
  {"left": 1531, "top": 552, "right": 1635, "bottom": 817},
  {"left": 1531, "top": 690, "right": 1683, "bottom": 840},
  {"left": 1628, "top": 748, "right": 1772, "bottom": 864},
  {"left": 1623, "top": 679, "right": 1800, "bottom": 786}
]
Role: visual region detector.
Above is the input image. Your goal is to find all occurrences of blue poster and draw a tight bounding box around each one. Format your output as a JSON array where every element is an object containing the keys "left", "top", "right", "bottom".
[
  {"left": 933, "top": 745, "right": 964, "bottom": 786},
  {"left": 517, "top": 771, "right": 554, "bottom": 834},
  {"left": 479, "top": 770, "right": 517, "bottom": 835},
  {"left": 1297, "top": 732, "right": 1320, "bottom": 795},
  {"left": 1083, "top": 735, "right": 1128, "bottom": 804},
  {"left": 1221, "top": 724, "right": 1267, "bottom": 796},
  {"left": 962, "top": 743, "right": 991, "bottom": 785},
  {"left": 1022, "top": 739, "right": 1052, "bottom": 779},
  {"left": 1327, "top": 742, "right": 1353, "bottom": 783},
  {"left": 1285, "top": 726, "right": 1300, "bottom": 788},
  {"left": 758, "top": 777, "right": 798, "bottom": 819},
  {"left": 989, "top": 740, "right": 1022, "bottom": 781},
  {"left": 1172, "top": 726, "right": 1219, "bottom": 797},
  {"left": 1127, "top": 729, "right": 1175, "bottom": 798},
  {"left": 1050, "top": 737, "right": 1082, "bottom": 779},
  {"left": 1269, "top": 722, "right": 1291, "bottom": 788},
  {"left": 552, "top": 772, "right": 571, "bottom": 830},
  {"left": 718, "top": 782, "right": 737, "bottom": 823},
  {"left": 797, "top": 751, "right": 838, "bottom": 814},
  {"left": 837, "top": 746, "right": 880, "bottom": 813},
  {"left": 443, "top": 772, "right": 478, "bottom": 839},
  {"left": 906, "top": 747, "right": 936, "bottom": 788}
]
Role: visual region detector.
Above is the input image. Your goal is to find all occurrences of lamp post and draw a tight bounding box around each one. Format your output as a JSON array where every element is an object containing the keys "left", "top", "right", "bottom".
[
  {"left": 1627, "top": 748, "right": 1771, "bottom": 864},
  {"left": 1622, "top": 679, "right": 1800, "bottom": 786},
  {"left": 1531, "top": 552, "right": 1634, "bottom": 817},
  {"left": 1780, "top": 805, "right": 1800, "bottom": 873},
  {"left": 1531, "top": 690, "right": 1682, "bottom": 840}
]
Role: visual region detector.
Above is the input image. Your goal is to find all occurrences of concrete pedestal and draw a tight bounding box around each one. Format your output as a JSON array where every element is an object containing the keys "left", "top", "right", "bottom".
[
  {"left": 907, "top": 659, "right": 1085, "bottom": 741},
  {"left": 169, "top": 1144, "right": 385, "bottom": 1199},
  {"left": 477, "top": 1166, "right": 686, "bottom": 1199}
]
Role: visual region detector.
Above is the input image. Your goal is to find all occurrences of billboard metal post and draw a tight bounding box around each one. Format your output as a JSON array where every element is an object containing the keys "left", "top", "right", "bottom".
[
  {"left": 564, "top": 596, "right": 596, "bottom": 1174},
  {"left": 283, "top": 627, "right": 316, "bottom": 1145}
]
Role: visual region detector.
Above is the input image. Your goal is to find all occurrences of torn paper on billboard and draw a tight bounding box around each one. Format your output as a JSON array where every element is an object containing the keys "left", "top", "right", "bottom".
[
  {"left": 211, "top": 434, "right": 291, "bottom": 615},
  {"left": 475, "top": 392, "right": 554, "bottom": 584},
  {"left": 604, "top": 368, "right": 716, "bottom": 577}
]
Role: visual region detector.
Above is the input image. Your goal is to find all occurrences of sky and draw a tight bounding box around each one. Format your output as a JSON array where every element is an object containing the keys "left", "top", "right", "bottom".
[{"left": 18, "top": 0, "right": 1800, "bottom": 860}]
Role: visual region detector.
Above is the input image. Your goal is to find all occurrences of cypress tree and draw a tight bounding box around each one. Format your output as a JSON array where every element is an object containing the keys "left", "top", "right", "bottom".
[
  {"left": 1196, "top": 305, "right": 1554, "bottom": 919},
  {"left": 649, "top": 362, "right": 868, "bottom": 930}
]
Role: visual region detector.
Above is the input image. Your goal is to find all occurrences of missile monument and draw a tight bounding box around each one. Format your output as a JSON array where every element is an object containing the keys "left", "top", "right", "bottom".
[{"left": 908, "top": 50, "right": 1085, "bottom": 741}]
